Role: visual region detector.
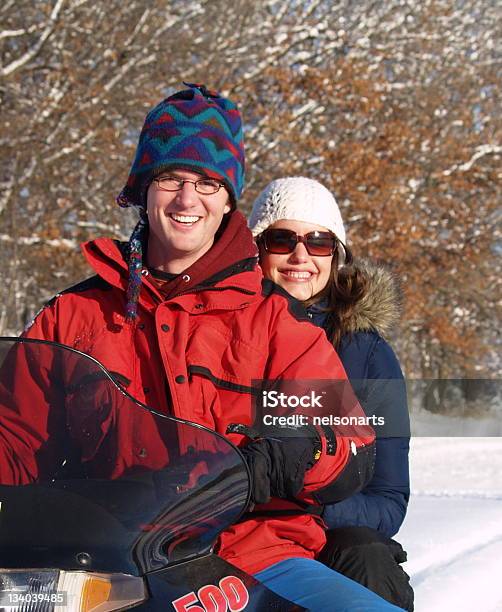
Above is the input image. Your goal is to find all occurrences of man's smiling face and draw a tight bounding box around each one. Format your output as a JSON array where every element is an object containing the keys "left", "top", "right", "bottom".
[{"left": 146, "top": 168, "right": 231, "bottom": 273}]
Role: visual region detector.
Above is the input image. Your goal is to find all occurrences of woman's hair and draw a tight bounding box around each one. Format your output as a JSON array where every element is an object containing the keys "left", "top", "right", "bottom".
[{"left": 303, "top": 244, "right": 368, "bottom": 349}]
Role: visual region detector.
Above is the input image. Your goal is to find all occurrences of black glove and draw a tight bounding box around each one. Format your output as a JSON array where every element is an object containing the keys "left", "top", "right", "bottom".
[
  {"left": 318, "top": 527, "right": 414, "bottom": 611},
  {"left": 240, "top": 425, "right": 321, "bottom": 505}
]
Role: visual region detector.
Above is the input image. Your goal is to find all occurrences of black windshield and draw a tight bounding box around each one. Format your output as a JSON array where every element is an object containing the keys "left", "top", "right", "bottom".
[{"left": 0, "top": 337, "right": 250, "bottom": 575}]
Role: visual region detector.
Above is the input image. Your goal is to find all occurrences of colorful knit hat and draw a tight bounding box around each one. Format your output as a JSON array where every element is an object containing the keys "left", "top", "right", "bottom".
[
  {"left": 119, "top": 83, "right": 245, "bottom": 323},
  {"left": 116, "top": 83, "right": 245, "bottom": 209}
]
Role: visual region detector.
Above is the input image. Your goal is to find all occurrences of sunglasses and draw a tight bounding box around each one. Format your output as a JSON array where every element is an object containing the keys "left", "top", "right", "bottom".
[{"left": 261, "top": 228, "right": 338, "bottom": 257}]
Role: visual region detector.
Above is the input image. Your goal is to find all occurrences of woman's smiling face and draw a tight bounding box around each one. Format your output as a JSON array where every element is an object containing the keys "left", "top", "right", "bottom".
[{"left": 258, "top": 219, "right": 334, "bottom": 301}]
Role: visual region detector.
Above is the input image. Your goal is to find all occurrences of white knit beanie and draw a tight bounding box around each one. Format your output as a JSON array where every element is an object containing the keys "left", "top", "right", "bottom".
[{"left": 248, "top": 177, "right": 346, "bottom": 246}]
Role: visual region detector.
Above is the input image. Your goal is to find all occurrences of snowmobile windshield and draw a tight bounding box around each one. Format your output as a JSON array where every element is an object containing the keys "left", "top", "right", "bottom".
[{"left": 0, "top": 337, "right": 250, "bottom": 576}]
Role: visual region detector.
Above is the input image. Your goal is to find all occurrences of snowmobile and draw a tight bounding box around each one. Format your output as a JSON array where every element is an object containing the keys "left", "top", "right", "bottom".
[{"left": 0, "top": 337, "right": 303, "bottom": 611}]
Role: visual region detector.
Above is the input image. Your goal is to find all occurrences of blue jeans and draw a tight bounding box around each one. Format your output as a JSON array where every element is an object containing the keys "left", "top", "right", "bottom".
[{"left": 255, "top": 557, "right": 405, "bottom": 611}]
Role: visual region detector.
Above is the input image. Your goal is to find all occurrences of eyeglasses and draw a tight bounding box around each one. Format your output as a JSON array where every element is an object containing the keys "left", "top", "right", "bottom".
[
  {"left": 153, "top": 175, "right": 225, "bottom": 195},
  {"left": 261, "top": 228, "right": 338, "bottom": 257}
]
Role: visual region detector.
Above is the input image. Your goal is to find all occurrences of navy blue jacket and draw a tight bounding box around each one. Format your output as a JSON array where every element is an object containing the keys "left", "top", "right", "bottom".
[{"left": 308, "top": 270, "right": 410, "bottom": 538}]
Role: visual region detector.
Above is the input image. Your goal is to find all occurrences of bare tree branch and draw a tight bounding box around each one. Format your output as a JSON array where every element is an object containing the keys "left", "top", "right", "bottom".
[
  {"left": 442, "top": 145, "right": 502, "bottom": 176},
  {"left": 0, "top": 0, "right": 65, "bottom": 77}
]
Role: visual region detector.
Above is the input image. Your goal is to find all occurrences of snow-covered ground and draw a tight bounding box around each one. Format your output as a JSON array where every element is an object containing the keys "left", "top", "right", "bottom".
[{"left": 398, "top": 436, "right": 502, "bottom": 612}]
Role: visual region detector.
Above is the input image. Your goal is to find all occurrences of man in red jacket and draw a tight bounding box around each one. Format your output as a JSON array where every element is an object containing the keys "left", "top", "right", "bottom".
[{"left": 3, "top": 84, "right": 401, "bottom": 610}]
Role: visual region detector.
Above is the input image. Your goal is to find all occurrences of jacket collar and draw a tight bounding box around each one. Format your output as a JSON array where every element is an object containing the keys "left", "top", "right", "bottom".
[
  {"left": 345, "top": 259, "right": 402, "bottom": 337},
  {"left": 153, "top": 210, "right": 258, "bottom": 300},
  {"left": 306, "top": 259, "right": 402, "bottom": 338},
  {"left": 81, "top": 212, "right": 262, "bottom": 312}
]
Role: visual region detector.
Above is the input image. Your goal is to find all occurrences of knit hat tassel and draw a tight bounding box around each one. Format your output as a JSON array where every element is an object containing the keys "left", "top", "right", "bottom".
[{"left": 125, "top": 214, "right": 148, "bottom": 323}]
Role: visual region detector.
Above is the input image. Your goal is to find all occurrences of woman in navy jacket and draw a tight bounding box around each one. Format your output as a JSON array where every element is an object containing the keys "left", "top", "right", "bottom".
[{"left": 249, "top": 176, "right": 413, "bottom": 611}]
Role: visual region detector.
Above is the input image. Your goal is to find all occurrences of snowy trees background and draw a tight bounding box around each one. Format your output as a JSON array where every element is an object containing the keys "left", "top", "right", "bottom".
[{"left": 0, "top": 0, "right": 500, "bottom": 391}]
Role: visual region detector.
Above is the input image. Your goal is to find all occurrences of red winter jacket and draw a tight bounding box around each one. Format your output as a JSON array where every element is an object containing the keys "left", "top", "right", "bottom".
[{"left": 3, "top": 212, "right": 374, "bottom": 575}]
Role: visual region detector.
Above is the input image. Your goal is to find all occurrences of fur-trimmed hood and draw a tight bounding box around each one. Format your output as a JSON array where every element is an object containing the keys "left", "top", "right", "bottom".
[{"left": 342, "top": 259, "right": 402, "bottom": 338}]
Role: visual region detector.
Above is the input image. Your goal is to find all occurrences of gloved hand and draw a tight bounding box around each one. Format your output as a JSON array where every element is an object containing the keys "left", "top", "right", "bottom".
[{"left": 240, "top": 425, "right": 321, "bottom": 505}]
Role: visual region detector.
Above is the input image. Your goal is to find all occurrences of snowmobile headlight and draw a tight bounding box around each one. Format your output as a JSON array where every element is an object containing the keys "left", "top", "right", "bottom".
[{"left": 0, "top": 569, "right": 146, "bottom": 611}]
